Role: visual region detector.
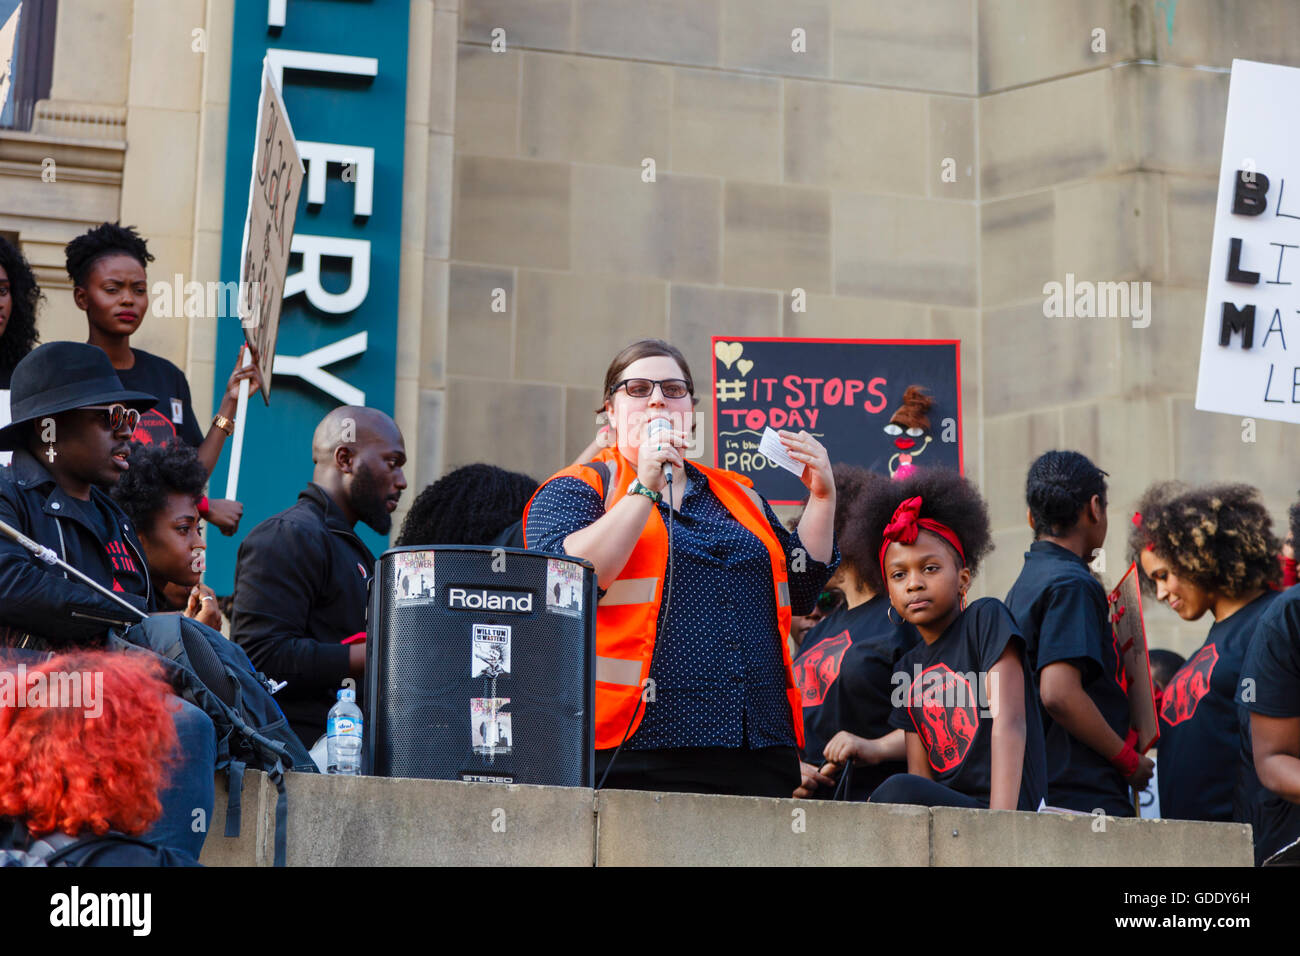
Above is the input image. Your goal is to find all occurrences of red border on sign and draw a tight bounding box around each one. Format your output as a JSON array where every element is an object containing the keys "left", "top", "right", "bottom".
[
  {"left": 1110, "top": 560, "right": 1161, "bottom": 755},
  {"left": 710, "top": 336, "right": 964, "bottom": 504}
]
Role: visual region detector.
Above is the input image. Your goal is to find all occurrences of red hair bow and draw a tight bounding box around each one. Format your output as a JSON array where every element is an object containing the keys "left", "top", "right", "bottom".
[
  {"left": 882, "top": 496, "right": 925, "bottom": 546},
  {"left": 878, "top": 495, "right": 966, "bottom": 580}
]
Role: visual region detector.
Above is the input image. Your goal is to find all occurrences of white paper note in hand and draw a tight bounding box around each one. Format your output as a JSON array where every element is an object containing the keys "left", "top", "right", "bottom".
[{"left": 759, "top": 426, "right": 806, "bottom": 478}]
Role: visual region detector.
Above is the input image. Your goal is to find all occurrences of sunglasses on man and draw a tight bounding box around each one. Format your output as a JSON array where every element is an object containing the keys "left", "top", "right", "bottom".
[
  {"left": 82, "top": 404, "right": 142, "bottom": 433},
  {"left": 609, "top": 378, "right": 692, "bottom": 400}
]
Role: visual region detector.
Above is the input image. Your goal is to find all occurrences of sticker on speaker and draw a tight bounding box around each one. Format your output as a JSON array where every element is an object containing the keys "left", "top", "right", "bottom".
[
  {"left": 545, "top": 558, "right": 583, "bottom": 617},
  {"left": 471, "top": 697, "right": 512, "bottom": 755},
  {"left": 394, "top": 550, "right": 437, "bottom": 606},
  {"left": 472, "top": 624, "right": 511, "bottom": 678}
]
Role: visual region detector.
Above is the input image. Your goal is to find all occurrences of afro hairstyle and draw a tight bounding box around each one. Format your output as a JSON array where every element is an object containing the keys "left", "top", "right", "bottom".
[
  {"left": 828, "top": 463, "right": 896, "bottom": 594},
  {"left": 110, "top": 440, "right": 208, "bottom": 534},
  {"left": 64, "top": 222, "right": 154, "bottom": 288},
  {"left": 397, "top": 464, "right": 539, "bottom": 547},
  {"left": 860, "top": 467, "right": 994, "bottom": 578}
]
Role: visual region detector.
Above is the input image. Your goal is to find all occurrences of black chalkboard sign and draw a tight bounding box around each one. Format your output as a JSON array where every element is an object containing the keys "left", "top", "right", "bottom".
[{"left": 711, "top": 337, "right": 964, "bottom": 505}]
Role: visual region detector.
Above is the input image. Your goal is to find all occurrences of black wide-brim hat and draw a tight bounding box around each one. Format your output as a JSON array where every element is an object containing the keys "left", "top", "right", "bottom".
[{"left": 0, "top": 342, "right": 157, "bottom": 451}]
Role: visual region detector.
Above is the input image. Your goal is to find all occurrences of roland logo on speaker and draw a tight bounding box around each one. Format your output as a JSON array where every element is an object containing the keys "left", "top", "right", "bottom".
[{"left": 447, "top": 587, "right": 534, "bottom": 613}]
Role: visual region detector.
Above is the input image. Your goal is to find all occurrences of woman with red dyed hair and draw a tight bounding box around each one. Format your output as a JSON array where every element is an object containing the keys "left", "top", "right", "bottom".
[{"left": 0, "top": 651, "right": 199, "bottom": 866}]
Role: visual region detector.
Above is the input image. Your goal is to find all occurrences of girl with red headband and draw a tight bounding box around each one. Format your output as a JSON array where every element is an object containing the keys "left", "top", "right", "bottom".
[{"left": 865, "top": 470, "right": 1047, "bottom": 811}]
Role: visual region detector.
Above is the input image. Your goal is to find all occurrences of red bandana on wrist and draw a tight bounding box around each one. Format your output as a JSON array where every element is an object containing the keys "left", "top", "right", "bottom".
[{"left": 878, "top": 495, "right": 966, "bottom": 581}]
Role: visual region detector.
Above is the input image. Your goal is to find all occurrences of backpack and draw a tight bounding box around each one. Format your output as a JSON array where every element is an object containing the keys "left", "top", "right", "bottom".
[
  {"left": 0, "top": 820, "right": 159, "bottom": 867},
  {"left": 108, "top": 615, "right": 318, "bottom": 867}
]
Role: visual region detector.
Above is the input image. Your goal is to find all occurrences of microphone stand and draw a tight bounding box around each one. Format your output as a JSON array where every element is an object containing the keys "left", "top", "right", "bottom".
[{"left": 0, "top": 517, "right": 149, "bottom": 622}]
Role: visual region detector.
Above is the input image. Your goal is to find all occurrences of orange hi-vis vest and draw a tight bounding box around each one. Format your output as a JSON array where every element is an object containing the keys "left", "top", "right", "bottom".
[{"left": 523, "top": 446, "right": 803, "bottom": 751}]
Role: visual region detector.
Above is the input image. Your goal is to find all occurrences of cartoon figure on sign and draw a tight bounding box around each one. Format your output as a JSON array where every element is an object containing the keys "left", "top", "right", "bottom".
[
  {"left": 1160, "top": 644, "right": 1218, "bottom": 726},
  {"left": 793, "top": 630, "right": 852, "bottom": 707},
  {"left": 883, "top": 386, "right": 934, "bottom": 479},
  {"left": 908, "top": 664, "right": 978, "bottom": 773}
]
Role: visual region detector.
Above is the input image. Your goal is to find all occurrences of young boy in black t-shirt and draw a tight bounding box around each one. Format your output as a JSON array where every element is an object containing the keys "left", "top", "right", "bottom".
[
  {"left": 1006, "top": 451, "right": 1151, "bottom": 817},
  {"left": 65, "top": 222, "right": 262, "bottom": 535},
  {"left": 865, "top": 470, "right": 1047, "bottom": 812}
]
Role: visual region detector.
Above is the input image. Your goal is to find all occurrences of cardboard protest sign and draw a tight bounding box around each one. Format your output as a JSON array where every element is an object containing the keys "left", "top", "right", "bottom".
[
  {"left": 711, "top": 337, "right": 962, "bottom": 505},
  {"left": 1109, "top": 561, "right": 1160, "bottom": 754},
  {"left": 1195, "top": 59, "right": 1300, "bottom": 424},
  {"left": 238, "top": 57, "right": 304, "bottom": 405}
]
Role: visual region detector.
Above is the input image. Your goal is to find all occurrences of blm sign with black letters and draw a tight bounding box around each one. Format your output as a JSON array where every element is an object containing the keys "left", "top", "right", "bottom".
[
  {"left": 1196, "top": 59, "right": 1300, "bottom": 424},
  {"left": 712, "top": 337, "right": 963, "bottom": 505}
]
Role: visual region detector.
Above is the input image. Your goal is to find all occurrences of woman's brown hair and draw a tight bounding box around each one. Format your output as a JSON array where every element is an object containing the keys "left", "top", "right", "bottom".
[
  {"left": 1128, "top": 481, "right": 1281, "bottom": 598},
  {"left": 596, "top": 339, "right": 700, "bottom": 412}
]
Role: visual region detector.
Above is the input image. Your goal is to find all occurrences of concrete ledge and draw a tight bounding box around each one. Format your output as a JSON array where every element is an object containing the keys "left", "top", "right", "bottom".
[
  {"left": 283, "top": 772, "right": 595, "bottom": 866},
  {"left": 198, "top": 771, "right": 1254, "bottom": 867},
  {"left": 930, "top": 807, "right": 1255, "bottom": 867},
  {"left": 595, "top": 789, "right": 930, "bottom": 866},
  {"left": 200, "top": 770, "right": 274, "bottom": 868}
]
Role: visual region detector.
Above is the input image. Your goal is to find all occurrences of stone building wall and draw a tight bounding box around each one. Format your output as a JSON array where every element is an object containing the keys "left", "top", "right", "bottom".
[{"left": 5, "top": 1, "right": 1300, "bottom": 653}]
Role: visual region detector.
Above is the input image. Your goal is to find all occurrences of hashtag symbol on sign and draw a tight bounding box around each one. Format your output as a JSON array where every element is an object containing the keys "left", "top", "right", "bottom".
[{"left": 716, "top": 379, "right": 746, "bottom": 402}]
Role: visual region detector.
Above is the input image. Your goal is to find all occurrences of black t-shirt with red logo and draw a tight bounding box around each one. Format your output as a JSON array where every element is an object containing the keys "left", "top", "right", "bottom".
[
  {"left": 1159, "top": 589, "right": 1279, "bottom": 822},
  {"left": 1236, "top": 586, "right": 1300, "bottom": 864},
  {"left": 793, "top": 594, "right": 918, "bottom": 798},
  {"left": 60, "top": 494, "right": 147, "bottom": 600},
  {"left": 888, "top": 597, "right": 1047, "bottom": 811},
  {"left": 113, "top": 349, "right": 205, "bottom": 449},
  {"left": 1005, "top": 541, "right": 1133, "bottom": 816}
]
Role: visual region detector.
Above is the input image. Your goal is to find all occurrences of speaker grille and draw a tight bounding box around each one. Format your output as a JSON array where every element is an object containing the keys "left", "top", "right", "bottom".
[{"left": 365, "top": 546, "right": 595, "bottom": 787}]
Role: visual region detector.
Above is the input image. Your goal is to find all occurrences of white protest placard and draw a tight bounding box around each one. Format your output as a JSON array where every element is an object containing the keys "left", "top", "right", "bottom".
[
  {"left": 1195, "top": 59, "right": 1300, "bottom": 424},
  {"left": 226, "top": 57, "right": 304, "bottom": 500}
]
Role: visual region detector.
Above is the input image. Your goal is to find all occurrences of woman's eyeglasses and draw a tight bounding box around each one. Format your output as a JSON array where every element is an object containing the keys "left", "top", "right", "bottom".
[
  {"left": 610, "top": 378, "right": 691, "bottom": 400},
  {"left": 82, "top": 404, "right": 142, "bottom": 433}
]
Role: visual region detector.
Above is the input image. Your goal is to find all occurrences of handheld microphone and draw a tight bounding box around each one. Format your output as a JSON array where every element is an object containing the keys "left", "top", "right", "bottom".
[{"left": 646, "top": 416, "right": 675, "bottom": 482}]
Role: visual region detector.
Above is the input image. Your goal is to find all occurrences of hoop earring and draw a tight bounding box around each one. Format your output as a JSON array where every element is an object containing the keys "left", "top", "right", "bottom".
[
  {"left": 960, "top": 591, "right": 967, "bottom": 612},
  {"left": 886, "top": 604, "right": 896, "bottom": 624}
]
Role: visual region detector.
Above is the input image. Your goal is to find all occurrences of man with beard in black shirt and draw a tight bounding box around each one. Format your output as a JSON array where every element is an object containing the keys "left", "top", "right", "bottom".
[{"left": 231, "top": 406, "right": 407, "bottom": 748}]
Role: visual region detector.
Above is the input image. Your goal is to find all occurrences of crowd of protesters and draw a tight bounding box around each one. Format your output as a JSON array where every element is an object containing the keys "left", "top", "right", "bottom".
[{"left": 0, "top": 227, "right": 1298, "bottom": 866}]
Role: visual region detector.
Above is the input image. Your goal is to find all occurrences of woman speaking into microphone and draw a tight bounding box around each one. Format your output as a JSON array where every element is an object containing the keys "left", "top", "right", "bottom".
[{"left": 524, "top": 339, "right": 839, "bottom": 797}]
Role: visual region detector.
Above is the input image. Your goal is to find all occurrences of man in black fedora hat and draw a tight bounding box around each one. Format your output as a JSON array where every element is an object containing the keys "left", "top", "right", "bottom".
[
  {"left": 0, "top": 341, "right": 159, "bottom": 642},
  {"left": 0, "top": 340, "right": 216, "bottom": 860}
]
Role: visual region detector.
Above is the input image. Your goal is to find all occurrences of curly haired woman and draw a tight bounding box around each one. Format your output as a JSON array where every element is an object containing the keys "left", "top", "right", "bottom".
[
  {"left": 1129, "top": 481, "right": 1280, "bottom": 824},
  {"left": 0, "top": 651, "right": 199, "bottom": 865},
  {"left": 0, "top": 235, "right": 41, "bottom": 467}
]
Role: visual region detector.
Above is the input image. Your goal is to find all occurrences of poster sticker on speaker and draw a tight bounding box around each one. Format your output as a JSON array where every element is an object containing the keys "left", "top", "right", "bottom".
[
  {"left": 394, "top": 550, "right": 436, "bottom": 605},
  {"left": 546, "top": 558, "right": 583, "bottom": 617},
  {"left": 471, "top": 624, "right": 511, "bottom": 678},
  {"left": 471, "top": 697, "right": 512, "bottom": 755}
]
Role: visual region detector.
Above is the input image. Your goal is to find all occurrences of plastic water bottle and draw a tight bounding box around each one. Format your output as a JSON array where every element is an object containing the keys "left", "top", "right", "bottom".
[{"left": 326, "top": 688, "right": 363, "bottom": 775}]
